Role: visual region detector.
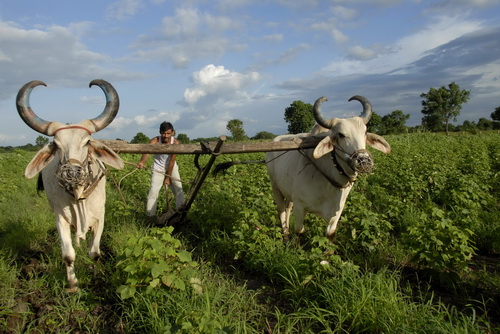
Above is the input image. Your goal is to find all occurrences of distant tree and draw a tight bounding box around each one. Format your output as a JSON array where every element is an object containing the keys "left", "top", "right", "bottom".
[
  {"left": 462, "top": 120, "right": 477, "bottom": 134},
  {"left": 447, "top": 123, "right": 458, "bottom": 132},
  {"left": 421, "top": 113, "right": 444, "bottom": 133},
  {"left": 420, "top": 82, "right": 471, "bottom": 135},
  {"left": 284, "top": 100, "right": 315, "bottom": 134},
  {"left": 176, "top": 133, "right": 190, "bottom": 144},
  {"left": 380, "top": 110, "right": 410, "bottom": 135},
  {"left": 252, "top": 131, "right": 275, "bottom": 140},
  {"left": 409, "top": 125, "right": 425, "bottom": 133},
  {"left": 35, "top": 135, "right": 49, "bottom": 147},
  {"left": 226, "top": 119, "right": 248, "bottom": 141},
  {"left": 491, "top": 106, "right": 500, "bottom": 121},
  {"left": 366, "top": 111, "right": 382, "bottom": 134},
  {"left": 477, "top": 118, "right": 493, "bottom": 131},
  {"left": 131, "top": 132, "right": 150, "bottom": 144}
]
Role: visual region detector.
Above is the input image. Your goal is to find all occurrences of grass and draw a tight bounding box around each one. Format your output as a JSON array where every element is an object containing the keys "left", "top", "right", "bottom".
[{"left": 0, "top": 133, "right": 499, "bottom": 332}]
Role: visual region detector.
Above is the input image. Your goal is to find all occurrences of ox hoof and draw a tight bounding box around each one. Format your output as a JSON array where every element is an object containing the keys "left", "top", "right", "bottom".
[
  {"left": 89, "top": 252, "right": 101, "bottom": 261},
  {"left": 326, "top": 230, "right": 337, "bottom": 243},
  {"left": 66, "top": 284, "right": 79, "bottom": 293}
]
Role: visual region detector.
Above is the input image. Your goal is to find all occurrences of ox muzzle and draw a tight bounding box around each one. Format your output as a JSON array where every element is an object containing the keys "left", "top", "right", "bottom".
[
  {"left": 348, "top": 149, "right": 374, "bottom": 174},
  {"left": 56, "top": 158, "right": 90, "bottom": 200}
]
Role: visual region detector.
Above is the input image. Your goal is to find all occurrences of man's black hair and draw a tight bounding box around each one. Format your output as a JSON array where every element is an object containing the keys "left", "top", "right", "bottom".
[{"left": 160, "top": 121, "right": 174, "bottom": 133}]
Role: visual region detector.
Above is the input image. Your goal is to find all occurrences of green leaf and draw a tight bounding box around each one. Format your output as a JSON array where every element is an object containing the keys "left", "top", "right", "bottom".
[
  {"left": 162, "top": 273, "right": 176, "bottom": 287},
  {"left": 177, "top": 250, "right": 192, "bottom": 262},
  {"left": 172, "top": 278, "right": 186, "bottom": 291},
  {"left": 117, "top": 285, "right": 136, "bottom": 300},
  {"left": 151, "top": 261, "right": 169, "bottom": 278},
  {"left": 150, "top": 278, "right": 160, "bottom": 288}
]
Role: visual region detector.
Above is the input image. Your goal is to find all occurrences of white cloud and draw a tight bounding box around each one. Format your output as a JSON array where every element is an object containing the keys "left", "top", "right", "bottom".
[
  {"left": 348, "top": 45, "right": 377, "bottom": 60},
  {"left": 107, "top": 111, "right": 180, "bottom": 131},
  {"left": 184, "top": 64, "right": 261, "bottom": 105},
  {"left": 332, "top": 5, "right": 358, "bottom": 20},
  {"left": 262, "top": 34, "right": 284, "bottom": 42},
  {"left": 331, "top": 28, "right": 349, "bottom": 43},
  {"left": 162, "top": 7, "right": 201, "bottom": 38},
  {"left": 0, "top": 20, "right": 140, "bottom": 97},
  {"left": 311, "top": 19, "right": 348, "bottom": 44},
  {"left": 106, "top": 0, "right": 144, "bottom": 20},
  {"left": 130, "top": 7, "right": 240, "bottom": 68},
  {"left": 161, "top": 7, "right": 240, "bottom": 38}
]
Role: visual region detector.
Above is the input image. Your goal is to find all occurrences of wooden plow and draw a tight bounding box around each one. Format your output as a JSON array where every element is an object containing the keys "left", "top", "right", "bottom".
[{"left": 101, "top": 135, "right": 323, "bottom": 226}]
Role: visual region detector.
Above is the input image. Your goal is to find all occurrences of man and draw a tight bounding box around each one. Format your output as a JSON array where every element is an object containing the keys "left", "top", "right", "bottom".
[{"left": 137, "top": 121, "right": 185, "bottom": 216}]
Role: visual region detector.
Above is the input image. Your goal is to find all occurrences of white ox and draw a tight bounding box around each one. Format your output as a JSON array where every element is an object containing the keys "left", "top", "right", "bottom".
[
  {"left": 266, "top": 96, "right": 391, "bottom": 241},
  {"left": 17, "top": 80, "right": 124, "bottom": 292}
]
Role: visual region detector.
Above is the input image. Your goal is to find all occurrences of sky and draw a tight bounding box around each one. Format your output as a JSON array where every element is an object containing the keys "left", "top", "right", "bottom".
[{"left": 1, "top": 0, "right": 499, "bottom": 146}]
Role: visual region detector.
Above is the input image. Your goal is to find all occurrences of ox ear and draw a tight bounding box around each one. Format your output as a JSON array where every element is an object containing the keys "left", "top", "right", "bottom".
[
  {"left": 313, "top": 136, "right": 335, "bottom": 159},
  {"left": 25, "top": 143, "right": 57, "bottom": 179},
  {"left": 366, "top": 133, "right": 391, "bottom": 154},
  {"left": 89, "top": 139, "right": 124, "bottom": 169}
]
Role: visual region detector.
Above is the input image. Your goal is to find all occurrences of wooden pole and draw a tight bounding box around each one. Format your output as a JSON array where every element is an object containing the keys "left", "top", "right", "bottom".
[
  {"left": 164, "top": 136, "right": 227, "bottom": 226},
  {"left": 99, "top": 135, "right": 322, "bottom": 155}
]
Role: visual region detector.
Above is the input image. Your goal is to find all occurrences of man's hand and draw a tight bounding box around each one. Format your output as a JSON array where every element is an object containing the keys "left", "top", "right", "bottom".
[
  {"left": 137, "top": 162, "right": 146, "bottom": 169},
  {"left": 163, "top": 176, "right": 171, "bottom": 186}
]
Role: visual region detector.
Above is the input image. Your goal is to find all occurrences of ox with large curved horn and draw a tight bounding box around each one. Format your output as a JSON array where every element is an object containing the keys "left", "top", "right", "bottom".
[
  {"left": 18, "top": 79, "right": 123, "bottom": 292},
  {"left": 213, "top": 93, "right": 390, "bottom": 243},
  {"left": 16, "top": 79, "right": 120, "bottom": 135}
]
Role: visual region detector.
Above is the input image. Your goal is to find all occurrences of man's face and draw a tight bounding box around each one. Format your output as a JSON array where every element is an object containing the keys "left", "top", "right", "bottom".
[{"left": 160, "top": 129, "right": 174, "bottom": 142}]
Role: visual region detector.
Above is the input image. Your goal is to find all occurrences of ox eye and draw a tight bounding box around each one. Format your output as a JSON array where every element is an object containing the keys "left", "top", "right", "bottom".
[{"left": 338, "top": 133, "right": 345, "bottom": 139}]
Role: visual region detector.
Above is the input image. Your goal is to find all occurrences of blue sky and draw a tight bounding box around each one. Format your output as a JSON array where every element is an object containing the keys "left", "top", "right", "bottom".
[{"left": 1, "top": 0, "right": 499, "bottom": 146}]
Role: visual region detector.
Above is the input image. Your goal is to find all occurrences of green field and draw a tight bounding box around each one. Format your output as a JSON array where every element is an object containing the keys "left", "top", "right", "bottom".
[{"left": 1, "top": 132, "right": 499, "bottom": 333}]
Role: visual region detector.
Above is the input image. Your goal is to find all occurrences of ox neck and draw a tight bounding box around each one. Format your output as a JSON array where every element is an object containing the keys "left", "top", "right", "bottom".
[
  {"left": 299, "top": 148, "right": 353, "bottom": 189},
  {"left": 330, "top": 150, "right": 357, "bottom": 181}
]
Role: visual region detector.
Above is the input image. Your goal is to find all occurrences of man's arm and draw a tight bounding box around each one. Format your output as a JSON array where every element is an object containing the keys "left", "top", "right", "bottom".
[{"left": 137, "top": 137, "right": 158, "bottom": 168}]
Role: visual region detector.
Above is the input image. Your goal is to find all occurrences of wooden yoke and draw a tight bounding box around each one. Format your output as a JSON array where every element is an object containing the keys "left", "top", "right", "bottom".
[{"left": 99, "top": 136, "right": 322, "bottom": 155}]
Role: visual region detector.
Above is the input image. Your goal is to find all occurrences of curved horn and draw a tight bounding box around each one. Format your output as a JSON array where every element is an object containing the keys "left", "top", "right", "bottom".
[
  {"left": 88, "top": 79, "right": 120, "bottom": 132},
  {"left": 16, "top": 80, "right": 52, "bottom": 135},
  {"left": 313, "top": 96, "right": 335, "bottom": 128},
  {"left": 348, "top": 95, "right": 372, "bottom": 124}
]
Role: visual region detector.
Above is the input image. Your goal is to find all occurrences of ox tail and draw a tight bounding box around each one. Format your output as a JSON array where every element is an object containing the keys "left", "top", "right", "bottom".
[
  {"left": 213, "top": 160, "right": 265, "bottom": 177},
  {"left": 37, "top": 173, "right": 45, "bottom": 195}
]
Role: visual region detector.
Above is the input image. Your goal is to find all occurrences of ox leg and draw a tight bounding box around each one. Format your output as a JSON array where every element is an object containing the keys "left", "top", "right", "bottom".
[
  {"left": 281, "top": 200, "right": 293, "bottom": 240},
  {"left": 56, "top": 215, "right": 78, "bottom": 292},
  {"left": 277, "top": 200, "right": 292, "bottom": 240},
  {"left": 325, "top": 216, "right": 341, "bottom": 242},
  {"left": 270, "top": 185, "right": 293, "bottom": 240},
  {"left": 293, "top": 206, "right": 306, "bottom": 235},
  {"left": 89, "top": 216, "right": 103, "bottom": 261},
  {"left": 324, "top": 187, "right": 352, "bottom": 242}
]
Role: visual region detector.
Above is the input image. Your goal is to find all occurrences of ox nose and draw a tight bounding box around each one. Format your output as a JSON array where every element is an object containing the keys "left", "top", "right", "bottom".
[
  {"left": 56, "top": 161, "right": 88, "bottom": 197},
  {"left": 350, "top": 150, "right": 374, "bottom": 173}
]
